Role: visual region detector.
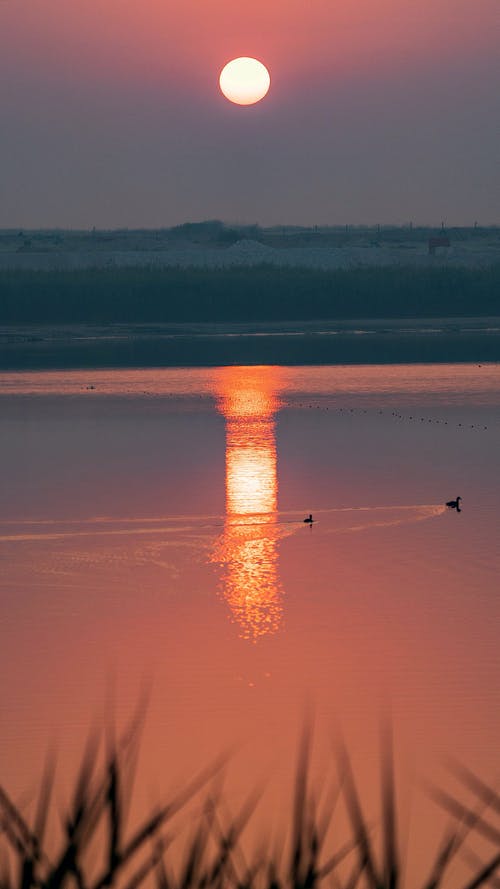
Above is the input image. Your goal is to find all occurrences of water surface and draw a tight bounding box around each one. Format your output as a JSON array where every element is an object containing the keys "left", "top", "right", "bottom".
[{"left": 1, "top": 363, "right": 499, "bottom": 880}]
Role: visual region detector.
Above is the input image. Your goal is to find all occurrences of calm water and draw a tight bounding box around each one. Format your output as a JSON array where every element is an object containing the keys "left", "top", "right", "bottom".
[{"left": 1, "top": 363, "right": 500, "bottom": 881}]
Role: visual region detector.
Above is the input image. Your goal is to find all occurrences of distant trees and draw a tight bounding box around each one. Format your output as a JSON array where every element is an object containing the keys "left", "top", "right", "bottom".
[{"left": 169, "top": 220, "right": 262, "bottom": 245}]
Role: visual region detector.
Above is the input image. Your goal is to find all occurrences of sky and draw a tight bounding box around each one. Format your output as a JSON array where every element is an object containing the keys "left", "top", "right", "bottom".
[{"left": 1, "top": 0, "right": 499, "bottom": 228}]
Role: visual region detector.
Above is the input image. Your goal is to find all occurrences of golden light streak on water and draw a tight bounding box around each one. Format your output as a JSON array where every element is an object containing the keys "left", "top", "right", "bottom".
[{"left": 211, "top": 367, "right": 284, "bottom": 641}]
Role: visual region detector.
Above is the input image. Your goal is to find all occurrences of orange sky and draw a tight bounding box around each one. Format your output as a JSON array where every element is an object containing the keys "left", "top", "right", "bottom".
[{"left": 3, "top": 0, "right": 498, "bottom": 88}]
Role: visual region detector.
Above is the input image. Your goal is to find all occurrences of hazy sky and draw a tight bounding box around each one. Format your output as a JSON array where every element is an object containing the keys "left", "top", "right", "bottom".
[{"left": 1, "top": 0, "right": 499, "bottom": 228}]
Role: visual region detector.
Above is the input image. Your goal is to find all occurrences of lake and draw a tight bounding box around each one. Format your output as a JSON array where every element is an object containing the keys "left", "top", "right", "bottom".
[{"left": 1, "top": 362, "right": 499, "bottom": 883}]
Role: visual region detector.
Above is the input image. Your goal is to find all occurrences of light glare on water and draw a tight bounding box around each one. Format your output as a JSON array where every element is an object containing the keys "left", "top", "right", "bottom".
[{"left": 212, "top": 367, "right": 283, "bottom": 640}]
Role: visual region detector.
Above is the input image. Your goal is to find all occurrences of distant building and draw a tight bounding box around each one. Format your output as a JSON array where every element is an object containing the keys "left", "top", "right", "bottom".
[{"left": 428, "top": 236, "right": 450, "bottom": 256}]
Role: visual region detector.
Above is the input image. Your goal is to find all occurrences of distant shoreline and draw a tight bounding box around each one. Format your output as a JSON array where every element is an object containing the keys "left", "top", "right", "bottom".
[
  {"left": 1, "top": 318, "right": 499, "bottom": 370},
  {"left": 1, "top": 223, "right": 499, "bottom": 272},
  {"left": 2, "top": 261, "right": 499, "bottom": 369}
]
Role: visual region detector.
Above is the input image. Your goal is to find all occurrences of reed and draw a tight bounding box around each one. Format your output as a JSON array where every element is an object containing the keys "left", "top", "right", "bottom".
[
  {"left": 1, "top": 719, "right": 499, "bottom": 889},
  {"left": 1, "top": 264, "right": 499, "bottom": 324}
]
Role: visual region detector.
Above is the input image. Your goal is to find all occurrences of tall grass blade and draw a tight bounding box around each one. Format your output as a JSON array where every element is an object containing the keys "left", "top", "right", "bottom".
[
  {"left": 429, "top": 789, "right": 500, "bottom": 846},
  {"left": 21, "top": 750, "right": 56, "bottom": 889},
  {"left": 336, "top": 739, "right": 380, "bottom": 889},
  {"left": 422, "top": 827, "right": 463, "bottom": 889},
  {"left": 121, "top": 835, "right": 171, "bottom": 889},
  {"left": 381, "top": 724, "right": 398, "bottom": 889},
  {"left": 461, "top": 847, "right": 500, "bottom": 889},
  {"left": 289, "top": 720, "right": 314, "bottom": 889},
  {"left": 205, "top": 786, "right": 263, "bottom": 889},
  {"left": 91, "top": 752, "right": 231, "bottom": 889},
  {"left": 154, "top": 840, "right": 171, "bottom": 889},
  {"left": 0, "top": 788, "right": 36, "bottom": 857},
  {"left": 447, "top": 761, "right": 500, "bottom": 817},
  {"left": 461, "top": 853, "right": 500, "bottom": 889}
]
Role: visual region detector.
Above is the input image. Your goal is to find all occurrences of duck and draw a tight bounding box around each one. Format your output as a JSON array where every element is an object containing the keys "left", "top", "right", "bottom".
[
  {"left": 446, "top": 496, "right": 462, "bottom": 510},
  {"left": 303, "top": 514, "right": 314, "bottom": 524}
]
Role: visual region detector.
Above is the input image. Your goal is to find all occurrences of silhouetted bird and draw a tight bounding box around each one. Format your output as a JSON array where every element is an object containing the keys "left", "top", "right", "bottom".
[
  {"left": 446, "top": 496, "right": 462, "bottom": 511},
  {"left": 303, "top": 514, "right": 314, "bottom": 524}
]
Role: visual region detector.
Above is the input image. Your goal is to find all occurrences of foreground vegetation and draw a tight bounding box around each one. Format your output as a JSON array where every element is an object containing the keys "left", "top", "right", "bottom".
[
  {"left": 1, "top": 265, "right": 500, "bottom": 324},
  {"left": 2, "top": 719, "right": 500, "bottom": 889}
]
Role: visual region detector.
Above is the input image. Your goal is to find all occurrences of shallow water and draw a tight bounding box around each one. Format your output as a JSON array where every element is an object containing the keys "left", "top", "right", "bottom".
[
  {"left": 1, "top": 363, "right": 499, "bottom": 882},
  {"left": 2, "top": 318, "right": 500, "bottom": 368}
]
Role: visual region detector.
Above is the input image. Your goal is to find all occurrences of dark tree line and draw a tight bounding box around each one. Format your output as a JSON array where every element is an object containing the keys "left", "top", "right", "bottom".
[{"left": 1, "top": 264, "right": 499, "bottom": 324}]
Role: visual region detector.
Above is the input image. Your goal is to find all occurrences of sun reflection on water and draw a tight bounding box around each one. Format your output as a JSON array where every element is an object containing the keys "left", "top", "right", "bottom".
[{"left": 211, "top": 367, "right": 284, "bottom": 641}]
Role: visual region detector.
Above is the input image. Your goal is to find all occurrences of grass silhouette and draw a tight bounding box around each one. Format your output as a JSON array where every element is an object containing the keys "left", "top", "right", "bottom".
[{"left": 1, "top": 716, "right": 499, "bottom": 889}]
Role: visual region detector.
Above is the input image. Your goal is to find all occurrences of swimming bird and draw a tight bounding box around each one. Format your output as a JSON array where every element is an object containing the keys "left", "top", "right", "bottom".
[
  {"left": 303, "top": 514, "right": 314, "bottom": 524},
  {"left": 446, "top": 496, "right": 462, "bottom": 510}
]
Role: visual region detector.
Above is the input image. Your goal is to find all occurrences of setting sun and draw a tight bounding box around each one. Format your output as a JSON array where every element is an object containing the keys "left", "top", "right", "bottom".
[{"left": 219, "top": 57, "right": 271, "bottom": 106}]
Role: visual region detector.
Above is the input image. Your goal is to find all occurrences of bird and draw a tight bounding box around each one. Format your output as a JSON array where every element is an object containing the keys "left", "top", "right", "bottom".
[
  {"left": 303, "top": 514, "right": 314, "bottom": 524},
  {"left": 446, "top": 496, "right": 462, "bottom": 511}
]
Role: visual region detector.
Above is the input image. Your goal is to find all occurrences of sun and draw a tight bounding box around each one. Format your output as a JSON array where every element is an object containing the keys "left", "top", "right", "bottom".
[{"left": 219, "top": 57, "right": 271, "bottom": 106}]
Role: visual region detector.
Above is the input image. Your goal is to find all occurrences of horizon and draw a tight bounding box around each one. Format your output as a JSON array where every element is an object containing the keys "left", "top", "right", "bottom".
[{"left": 1, "top": 222, "right": 499, "bottom": 234}]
